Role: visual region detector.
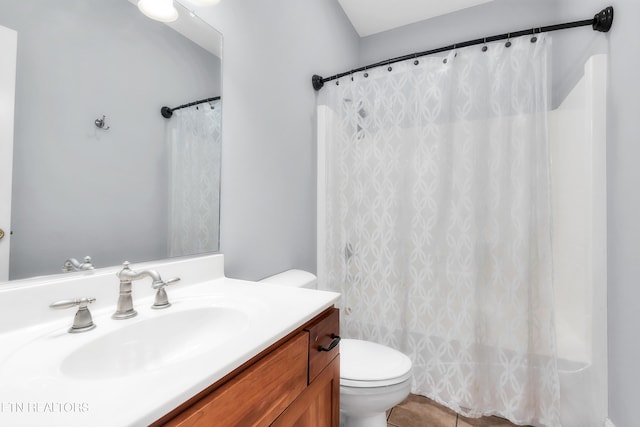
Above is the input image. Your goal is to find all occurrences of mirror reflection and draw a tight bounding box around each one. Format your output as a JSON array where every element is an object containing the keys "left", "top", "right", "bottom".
[{"left": 0, "top": 0, "right": 222, "bottom": 281}]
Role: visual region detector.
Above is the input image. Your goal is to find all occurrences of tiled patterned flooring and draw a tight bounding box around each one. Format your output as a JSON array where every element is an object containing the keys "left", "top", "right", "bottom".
[{"left": 387, "top": 394, "right": 531, "bottom": 427}]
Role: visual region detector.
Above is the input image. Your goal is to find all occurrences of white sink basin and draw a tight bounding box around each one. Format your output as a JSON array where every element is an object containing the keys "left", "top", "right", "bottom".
[{"left": 61, "top": 306, "right": 249, "bottom": 379}]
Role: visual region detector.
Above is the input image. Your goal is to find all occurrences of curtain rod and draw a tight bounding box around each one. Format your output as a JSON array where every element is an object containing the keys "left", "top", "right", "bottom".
[
  {"left": 161, "top": 96, "right": 221, "bottom": 119},
  {"left": 312, "top": 6, "right": 613, "bottom": 91}
]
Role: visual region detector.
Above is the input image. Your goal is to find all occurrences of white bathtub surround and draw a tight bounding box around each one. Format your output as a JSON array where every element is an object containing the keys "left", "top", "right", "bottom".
[
  {"left": 549, "top": 55, "right": 608, "bottom": 427},
  {"left": 0, "top": 254, "right": 339, "bottom": 426}
]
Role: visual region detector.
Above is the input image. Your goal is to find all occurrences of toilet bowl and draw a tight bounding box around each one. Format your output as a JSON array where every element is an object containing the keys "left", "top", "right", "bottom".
[
  {"left": 340, "top": 338, "right": 412, "bottom": 427},
  {"left": 260, "top": 270, "right": 413, "bottom": 427}
]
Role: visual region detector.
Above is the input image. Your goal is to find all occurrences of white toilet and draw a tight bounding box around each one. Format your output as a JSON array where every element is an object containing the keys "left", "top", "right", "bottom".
[{"left": 260, "top": 270, "right": 412, "bottom": 427}]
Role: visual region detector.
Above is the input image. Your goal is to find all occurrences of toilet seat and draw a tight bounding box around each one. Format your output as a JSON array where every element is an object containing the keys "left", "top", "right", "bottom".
[{"left": 340, "top": 339, "right": 412, "bottom": 388}]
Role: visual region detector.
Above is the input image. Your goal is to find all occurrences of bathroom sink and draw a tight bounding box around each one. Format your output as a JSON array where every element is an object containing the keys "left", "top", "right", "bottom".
[
  {"left": 0, "top": 262, "right": 341, "bottom": 427},
  {"left": 61, "top": 306, "right": 249, "bottom": 379}
]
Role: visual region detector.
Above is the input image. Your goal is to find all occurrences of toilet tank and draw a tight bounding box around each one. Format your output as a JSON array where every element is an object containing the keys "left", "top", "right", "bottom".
[{"left": 259, "top": 269, "right": 318, "bottom": 289}]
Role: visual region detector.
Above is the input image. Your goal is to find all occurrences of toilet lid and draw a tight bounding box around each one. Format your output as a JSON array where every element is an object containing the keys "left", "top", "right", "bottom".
[{"left": 340, "top": 339, "right": 412, "bottom": 387}]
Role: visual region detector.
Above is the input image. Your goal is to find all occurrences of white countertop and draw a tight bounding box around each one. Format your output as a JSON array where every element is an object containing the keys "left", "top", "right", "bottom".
[{"left": 0, "top": 255, "right": 340, "bottom": 426}]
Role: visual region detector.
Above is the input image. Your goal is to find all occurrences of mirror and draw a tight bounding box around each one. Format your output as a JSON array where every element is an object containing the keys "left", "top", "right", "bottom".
[{"left": 1, "top": 0, "right": 222, "bottom": 281}]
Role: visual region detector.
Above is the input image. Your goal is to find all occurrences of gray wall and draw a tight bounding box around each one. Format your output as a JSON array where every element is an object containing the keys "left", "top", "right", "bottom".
[
  {"left": 358, "top": 0, "right": 607, "bottom": 108},
  {"left": 196, "top": 0, "right": 359, "bottom": 280},
  {"left": 590, "top": 0, "right": 640, "bottom": 425},
  {"left": 2, "top": 0, "right": 220, "bottom": 279},
  {"left": 360, "top": 0, "right": 639, "bottom": 425}
]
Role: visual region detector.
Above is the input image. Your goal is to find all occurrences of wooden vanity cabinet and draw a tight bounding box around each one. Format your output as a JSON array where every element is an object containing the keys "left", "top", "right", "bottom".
[
  {"left": 152, "top": 307, "right": 340, "bottom": 427},
  {"left": 271, "top": 356, "right": 339, "bottom": 426}
]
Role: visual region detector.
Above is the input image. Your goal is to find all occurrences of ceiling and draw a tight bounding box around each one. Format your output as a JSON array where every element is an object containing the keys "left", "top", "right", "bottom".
[{"left": 337, "top": 0, "right": 495, "bottom": 37}]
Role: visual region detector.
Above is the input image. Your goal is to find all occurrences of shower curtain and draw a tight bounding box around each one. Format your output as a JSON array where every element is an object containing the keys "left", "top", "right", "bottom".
[
  {"left": 167, "top": 100, "right": 221, "bottom": 257},
  {"left": 319, "top": 35, "right": 560, "bottom": 426}
]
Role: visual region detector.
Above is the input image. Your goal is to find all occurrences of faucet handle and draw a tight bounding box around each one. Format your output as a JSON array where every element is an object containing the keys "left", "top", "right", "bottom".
[
  {"left": 152, "top": 277, "right": 181, "bottom": 290},
  {"left": 50, "top": 297, "right": 95, "bottom": 310},
  {"left": 50, "top": 298, "right": 97, "bottom": 333},
  {"left": 151, "top": 277, "right": 180, "bottom": 309}
]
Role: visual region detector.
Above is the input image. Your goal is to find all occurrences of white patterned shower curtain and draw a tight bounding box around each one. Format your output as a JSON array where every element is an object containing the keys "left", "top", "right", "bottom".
[
  {"left": 319, "top": 35, "right": 560, "bottom": 426},
  {"left": 167, "top": 100, "right": 221, "bottom": 257}
]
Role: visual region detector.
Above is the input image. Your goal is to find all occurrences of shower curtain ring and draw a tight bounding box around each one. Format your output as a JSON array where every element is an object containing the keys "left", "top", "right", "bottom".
[
  {"left": 444, "top": 45, "right": 456, "bottom": 64},
  {"left": 531, "top": 28, "right": 538, "bottom": 43},
  {"left": 482, "top": 37, "right": 488, "bottom": 52},
  {"left": 413, "top": 53, "right": 419, "bottom": 66},
  {"left": 506, "top": 33, "right": 512, "bottom": 48}
]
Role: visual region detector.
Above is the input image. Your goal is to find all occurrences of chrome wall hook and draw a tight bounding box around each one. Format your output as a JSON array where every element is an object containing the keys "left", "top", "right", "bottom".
[{"left": 94, "top": 115, "right": 110, "bottom": 130}]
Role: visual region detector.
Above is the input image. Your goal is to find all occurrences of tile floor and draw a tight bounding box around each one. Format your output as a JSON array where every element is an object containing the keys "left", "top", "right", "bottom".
[{"left": 387, "top": 394, "right": 532, "bottom": 427}]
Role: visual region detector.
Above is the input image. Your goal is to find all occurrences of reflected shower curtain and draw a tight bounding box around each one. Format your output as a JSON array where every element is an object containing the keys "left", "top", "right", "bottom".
[
  {"left": 319, "top": 35, "right": 560, "bottom": 426},
  {"left": 167, "top": 101, "right": 221, "bottom": 257}
]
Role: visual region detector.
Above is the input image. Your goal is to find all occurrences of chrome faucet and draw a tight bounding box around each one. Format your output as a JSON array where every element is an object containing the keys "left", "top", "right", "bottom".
[
  {"left": 63, "top": 256, "right": 95, "bottom": 272},
  {"left": 112, "top": 261, "right": 180, "bottom": 319}
]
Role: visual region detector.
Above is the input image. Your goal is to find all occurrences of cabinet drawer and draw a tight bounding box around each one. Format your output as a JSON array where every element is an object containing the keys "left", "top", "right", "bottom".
[
  {"left": 306, "top": 308, "right": 340, "bottom": 383},
  {"left": 164, "top": 332, "right": 308, "bottom": 427}
]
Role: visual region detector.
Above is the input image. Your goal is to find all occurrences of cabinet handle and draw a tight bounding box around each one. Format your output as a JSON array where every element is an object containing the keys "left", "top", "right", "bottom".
[{"left": 318, "top": 334, "right": 341, "bottom": 352}]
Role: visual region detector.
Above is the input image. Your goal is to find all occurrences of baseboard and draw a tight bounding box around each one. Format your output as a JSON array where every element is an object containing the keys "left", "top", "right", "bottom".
[{"left": 604, "top": 418, "right": 615, "bottom": 427}]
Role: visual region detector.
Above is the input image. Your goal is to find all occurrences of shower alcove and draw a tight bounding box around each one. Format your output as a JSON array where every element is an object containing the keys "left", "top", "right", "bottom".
[{"left": 317, "top": 54, "right": 608, "bottom": 427}]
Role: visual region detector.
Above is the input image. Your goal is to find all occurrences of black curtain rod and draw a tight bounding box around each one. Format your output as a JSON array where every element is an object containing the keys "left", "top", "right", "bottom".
[
  {"left": 312, "top": 6, "right": 613, "bottom": 91},
  {"left": 161, "top": 96, "right": 221, "bottom": 119}
]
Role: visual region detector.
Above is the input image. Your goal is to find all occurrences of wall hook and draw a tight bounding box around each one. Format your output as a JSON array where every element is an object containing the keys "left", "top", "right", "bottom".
[{"left": 94, "top": 115, "right": 110, "bottom": 130}]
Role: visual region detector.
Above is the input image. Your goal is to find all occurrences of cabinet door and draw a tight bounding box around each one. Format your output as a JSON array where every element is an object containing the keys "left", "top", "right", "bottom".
[
  {"left": 164, "top": 332, "right": 308, "bottom": 427},
  {"left": 271, "top": 356, "right": 340, "bottom": 427}
]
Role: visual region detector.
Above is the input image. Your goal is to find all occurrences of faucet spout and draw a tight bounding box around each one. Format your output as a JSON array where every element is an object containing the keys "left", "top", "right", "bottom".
[
  {"left": 112, "top": 261, "right": 165, "bottom": 320},
  {"left": 118, "top": 265, "right": 162, "bottom": 285}
]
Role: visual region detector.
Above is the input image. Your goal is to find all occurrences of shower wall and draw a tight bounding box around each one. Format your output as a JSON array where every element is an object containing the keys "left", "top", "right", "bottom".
[{"left": 549, "top": 54, "right": 607, "bottom": 427}]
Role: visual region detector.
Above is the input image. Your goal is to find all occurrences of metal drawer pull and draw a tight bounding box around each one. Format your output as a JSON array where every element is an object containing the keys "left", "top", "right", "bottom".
[{"left": 318, "top": 334, "right": 341, "bottom": 352}]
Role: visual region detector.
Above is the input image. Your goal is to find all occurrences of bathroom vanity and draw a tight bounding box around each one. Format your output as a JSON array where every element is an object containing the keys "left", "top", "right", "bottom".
[
  {"left": 153, "top": 307, "right": 340, "bottom": 426},
  {"left": 0, "top": 255, "right": 340, "bottom": 427}
]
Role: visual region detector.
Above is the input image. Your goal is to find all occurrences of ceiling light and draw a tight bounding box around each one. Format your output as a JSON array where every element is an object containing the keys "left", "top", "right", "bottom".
[{"left": 137, "top": 0, "right": 179, "bottom": 22}]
